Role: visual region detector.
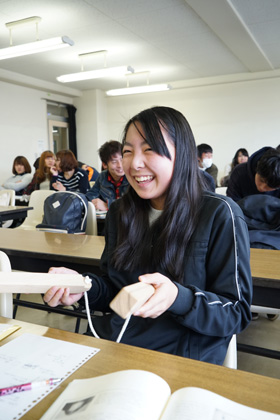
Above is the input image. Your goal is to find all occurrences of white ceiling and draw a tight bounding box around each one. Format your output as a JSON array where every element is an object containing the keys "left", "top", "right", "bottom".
[{"left": 0, "top": 0, "right": 280, "bottom": 94}]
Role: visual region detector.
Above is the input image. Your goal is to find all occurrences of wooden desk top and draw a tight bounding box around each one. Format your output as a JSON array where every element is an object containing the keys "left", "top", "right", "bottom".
[
  {"left": 0, "top": 205, "right": 32, "bottom": 213},
  {"left": 0, "top": 228, "right": 105, "bottom": 265},
  {"left": 250, "top": 248, "right": 280, "bottom": 283},
  {"left": 0, "top": 317, "right": 279, "bottom": 418},
  {"left": 0, "top": 229, "right": 279, "bottom": 282}
]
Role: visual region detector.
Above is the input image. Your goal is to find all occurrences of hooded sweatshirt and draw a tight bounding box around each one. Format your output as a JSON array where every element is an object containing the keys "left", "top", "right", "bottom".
[{"left": 227, "top": 146, "right": 280, "bottom": 202}]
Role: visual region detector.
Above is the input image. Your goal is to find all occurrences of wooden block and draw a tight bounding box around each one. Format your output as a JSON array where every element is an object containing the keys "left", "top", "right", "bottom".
[
  {"left": 0, "top": 272, "right": 92, "bottom": 293},
  {"left": 110, "top": 282, "right": 154, "bottom": 319}
]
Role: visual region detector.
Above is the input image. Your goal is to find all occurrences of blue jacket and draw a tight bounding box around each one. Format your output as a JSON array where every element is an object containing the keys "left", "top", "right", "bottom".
[
  {"left": 83, "top": 192, "right": 252, "bottom": 365},
  {"left": 85, "top": 170, "right": 129, "bottom": 207}
]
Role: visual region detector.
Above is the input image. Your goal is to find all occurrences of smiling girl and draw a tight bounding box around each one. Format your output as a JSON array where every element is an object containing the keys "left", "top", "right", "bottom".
[{"left": 44, "top": 106, "right": 252, "bottom": 365}]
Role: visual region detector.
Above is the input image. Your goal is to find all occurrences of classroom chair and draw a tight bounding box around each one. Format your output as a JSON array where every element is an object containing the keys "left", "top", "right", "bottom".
[
  {"left": 215, "top": 187, "right": 227, "bottom": 196},
  {"left": 16, "top": 189, "right": 54, "bottom": 230},
  {"left": 85, "top": 201, "right": 98, "bottom": 235},
  {"left": 223, "top": 334, "right": 237, "bottom": 369},
  {"left": 0, "top": 189, "right": 16, "bottom": 228},
  {"left": 0, "top": 251, "right": 13, "bottom": 318}
]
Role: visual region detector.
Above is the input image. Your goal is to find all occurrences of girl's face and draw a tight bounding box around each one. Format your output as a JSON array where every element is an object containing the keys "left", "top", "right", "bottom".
[
  {"left": 45, "top": 156, "right": 55, "bottom": 168},
  {"left": 14, "top": 163, "right": 25, "bottom": 174},
  {"left": 55, "top": 157, "right": 61, "bottom": 171},
  {"left": 122, "top": 122, "right": 175, "bottom": 210},
  {"left": 237, "top": 152, "right": 248, "bottom": 164}
]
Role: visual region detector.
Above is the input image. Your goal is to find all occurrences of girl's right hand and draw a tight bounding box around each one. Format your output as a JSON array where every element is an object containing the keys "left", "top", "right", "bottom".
[
  {"left": 44, "top": 286, "right": 83, "bottom": 307},
  {"left": 43, "top": 267, "right": 83, "bottom": 307},
  {"left": 50, "top": 166, "right": 58, "bottom": 176}
]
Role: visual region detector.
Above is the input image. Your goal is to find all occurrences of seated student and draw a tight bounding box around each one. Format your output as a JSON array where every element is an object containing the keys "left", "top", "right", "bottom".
[
  {"left": 197, "top": 166, "right": 215, "bottom": 192},
  {"left": 44, "top": 106, "right": 252, "bottom": 366},
  {"left": 51, "top": 150, "right": 89, "bottom": 194},
  {"left": 197, "top": 143, "right": 218, "bottom": 187},
  {"left": 220, "top": 148, "right": 249, "bottom": 187},
  {"left": 86, "top": 140, "right": 129, "bottom": 211},
  {"left": 2, "top": 156, "right": 32, "bottom": 194},
  {"left": 227, "top": 147, "right": 280, "bottom": 202},
  {"left": 78, "top": 161, "right": 99, "bottom": 183},
  {"left": 23, "top": 150, "right": 56, "bottom": 195}
]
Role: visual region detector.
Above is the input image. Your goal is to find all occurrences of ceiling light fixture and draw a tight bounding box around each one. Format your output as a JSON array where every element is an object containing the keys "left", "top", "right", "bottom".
[
  {"left": 57, "top": 50, "right": 134, "bottom": 83},
  {"left": 106, "top": 83, "right": 171, "bottom": 96},
  {"left": 0, "top": 16, "right": 74, "bottom": 61},
  {"left": 106, "top": 71, "right": 171, "bottom": 96}
]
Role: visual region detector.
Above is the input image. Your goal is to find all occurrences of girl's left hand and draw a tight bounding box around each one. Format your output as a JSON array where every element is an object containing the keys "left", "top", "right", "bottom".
[
  {"left": 134, "top": 273, "right": 178, "bottom": 318},
  {"left": 52, "top": 181, "right": 66, "bottom": 191}
]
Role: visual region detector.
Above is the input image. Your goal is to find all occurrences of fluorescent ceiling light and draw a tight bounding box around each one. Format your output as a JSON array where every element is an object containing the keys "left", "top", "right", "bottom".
[
  {"left": 57, "top": 66, "right": 134, "bottom": 83},
  {"left": 0, "top": 36, "right": 74, "bottom": 60},
  {"left": 106, "top": 83, "right": 171, "bottom": 96}
]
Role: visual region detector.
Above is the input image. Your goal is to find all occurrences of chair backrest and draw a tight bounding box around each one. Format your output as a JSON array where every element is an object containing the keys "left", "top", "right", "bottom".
[
  {"left": 85, "top": 201, "right": 98, "bottom": 235},
  {"left": 215, "top": 187, "right": 227, "bottom": 196},
  {"left": 17, "top": 190, "right": 54, "bottom": 230},
  {"left": 223, "top": 334, "right": 237, "bottom": 369},
  {"left": 0, "top": 251, "right": 12, "bottom": 317},
  {"left": 0, "top": 189, "right": 16, "bottom": 228},
  {"left": 0, "top": 189, "right": 15, "bottom": 206}
]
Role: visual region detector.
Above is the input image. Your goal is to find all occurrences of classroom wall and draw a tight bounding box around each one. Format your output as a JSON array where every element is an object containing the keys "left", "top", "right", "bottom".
[
  {"left": 0, "top": 79, "right": 74, "bottom": 184},
  {"left": 105, "top": 76, "right": 280, "bottom": 182},
  {"left": 1, "top": 73, "right": 280, "bottom": 187},
  {"left": 74, "top": 89, "right": 107, "bottom": 171}
]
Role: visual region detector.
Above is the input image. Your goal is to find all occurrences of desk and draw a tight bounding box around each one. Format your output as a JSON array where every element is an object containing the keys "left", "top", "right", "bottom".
[
  {"left": 0, "top": 230, "right": 278, "bottom": 355},
  {"left": 0, "top": 206, "right": 33, "bottom": 226},
  {"left": 250, "top": 248, "right": 280, "bottom": 308},
  {"left": 0, "top": 316, "right": 279, "bottom": 419},
  {"left": 239, "top": 248, "right": 280, "bottom": 360},
  {"left": 0, "top": 229, "right": 104, "bottom": 329},
  {"left": 0, "top": 228, "right": 104, "bottom": 273},
  {"left": 0, "top": 229, "right": 278, "bottom": 307}
]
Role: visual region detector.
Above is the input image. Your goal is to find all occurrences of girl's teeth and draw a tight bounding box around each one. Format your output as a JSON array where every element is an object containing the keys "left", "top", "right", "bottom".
[{"left": 135, "top": 176, "right": 153, "bottom": 182}]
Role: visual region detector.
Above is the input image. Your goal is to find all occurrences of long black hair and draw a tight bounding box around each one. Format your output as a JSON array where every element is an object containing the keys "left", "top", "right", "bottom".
[
  {"left": 112, "top": 106, "right": 205, "bottom": 283},
  {"left": 231, "top": 148, "right": 249, "bottom": 169}
]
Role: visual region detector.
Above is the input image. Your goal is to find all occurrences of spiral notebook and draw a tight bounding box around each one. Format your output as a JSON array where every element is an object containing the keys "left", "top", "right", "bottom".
[{"left": 0, "top": 333, "right": 99, "bottom": 420}]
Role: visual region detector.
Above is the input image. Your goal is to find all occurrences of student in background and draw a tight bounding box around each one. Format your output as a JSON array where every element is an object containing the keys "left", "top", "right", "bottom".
[
  {"left": 51, "top": 149, "right": 89, "bottom": 194},
  {"left": 197, "top": 143, "right": 218, "bottom": 187},
  {"left": 77, "top": 161, "right": 99, "bottom": 183},
  {"left": 23, "top": 150, "right": 56, "bottom": 195},
  {"left": 86, "top": 140, "right": 129, "bottom": 211},
  {"left": 44, "top": 106, "right": 252, "bottom": 366},
  {"left": 220, "top": 148, "right": 249, "bottom": 187},
  {"left": 227, "top": 147, "right": 280, "bottom": 202},
  {"left": 2, "top": 156, "right": 32, "bottom": 194}
]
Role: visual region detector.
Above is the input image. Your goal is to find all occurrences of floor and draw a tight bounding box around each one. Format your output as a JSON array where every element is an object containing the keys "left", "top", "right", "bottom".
[{"left": 13, "top": 294, "right": 280, "bottom": 380}]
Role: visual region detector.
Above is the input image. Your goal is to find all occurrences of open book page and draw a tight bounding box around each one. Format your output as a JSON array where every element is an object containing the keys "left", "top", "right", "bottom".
[
  {"left": 40, "top": 370, "right": 171, "bottom": 420},
  {"left": 160, "top": 387, "right": 279, "bottom": 420}
]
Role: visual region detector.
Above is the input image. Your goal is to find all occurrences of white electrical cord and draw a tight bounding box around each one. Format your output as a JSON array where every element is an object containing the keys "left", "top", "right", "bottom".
[
  {"left": 84, "top": 291, "right": 131, "bottom": 343},
  {"left": 84, "top": 290, "right": 100, "bottom": 339}
]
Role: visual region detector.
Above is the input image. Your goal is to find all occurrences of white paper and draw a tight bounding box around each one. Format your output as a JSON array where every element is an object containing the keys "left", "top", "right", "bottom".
[
  {"left": 160, "top": 387, "right": 280, "bottom": 420},
  {"left": 40, "top": 370, "right": 171, "bottom": 420},
  {"left": 0, "top": 333, "right": 99, "bottom": 420}
]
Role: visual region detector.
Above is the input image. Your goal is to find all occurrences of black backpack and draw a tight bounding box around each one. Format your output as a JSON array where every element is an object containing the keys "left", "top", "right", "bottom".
[{"left": 36, "top": 191, "right": 88, "bottom": 234}]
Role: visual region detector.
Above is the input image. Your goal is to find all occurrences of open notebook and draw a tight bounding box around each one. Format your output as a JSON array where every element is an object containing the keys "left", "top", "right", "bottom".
[{"left": 0, "top": 333, "right": 99, "bottom": 420}]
